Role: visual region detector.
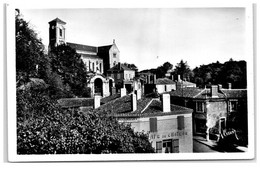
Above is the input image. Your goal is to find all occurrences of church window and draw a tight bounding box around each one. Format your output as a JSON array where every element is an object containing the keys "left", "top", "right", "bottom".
[
  {"left": 60, "top": 28, "right": 62, "bottom": 37},
  {"left": 113, "top": 53, "right": 117, "bottom": 58}
]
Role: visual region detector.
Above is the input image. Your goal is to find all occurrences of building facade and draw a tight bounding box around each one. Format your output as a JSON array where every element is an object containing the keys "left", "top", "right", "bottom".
[
  {"left": 167, "top": 84, "right": 247, "bottom": 142},
  {"left": 97, "top": 93, "right": 194, "bottom": 153}
]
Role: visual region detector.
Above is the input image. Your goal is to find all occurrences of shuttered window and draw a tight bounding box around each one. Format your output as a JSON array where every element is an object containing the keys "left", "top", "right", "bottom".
[
  {"left": 177, "top": 116, "right": 184, "bottom": 130},
  {"left": 149, "top": 118, "right": 157, "bottom": 132},
  {"left": 172, "top": 139, "right": 179, "bottom": 153},
  {"left": 156, "top": 141, "right": 162, "bottom": 153}
]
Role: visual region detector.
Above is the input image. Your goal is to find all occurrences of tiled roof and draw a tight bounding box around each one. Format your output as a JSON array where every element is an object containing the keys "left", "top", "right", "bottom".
[
  {"left": 96, "top": 95, "right": 193, "bottom": 118},
  {"left": 168, "top": 87, "right": 204, "bottom": 98},
  {"left": 49, "top": 18, "right": 66, "bottom": 24},
  {"left": 156, "top": 78, "right": 175, "bottom": 85},
  {"left": 168, "top": 87, "right": 246, "bottom": 99},
  {"left": 221, "top": 89, "right": 247, "bottom": 98},
  {"left": 195, "top": 89, "right": 226, "bottom": 99},
  {"left": 100, "top": 93, "right": 120, "bottom": 105},
  {"left": 67, "top": 42, "right": 98, "bottom": 53}
]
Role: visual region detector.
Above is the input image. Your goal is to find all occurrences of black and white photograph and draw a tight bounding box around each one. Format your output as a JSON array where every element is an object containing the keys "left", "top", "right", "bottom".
[{"left": 6, "top": 3, "right": 255, "bottom": 162}]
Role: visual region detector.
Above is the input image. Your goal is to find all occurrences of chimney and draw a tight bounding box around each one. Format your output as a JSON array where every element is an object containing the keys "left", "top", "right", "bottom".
[
  {"left": 147, "top": 75, "right": 151, "bottom": 84},
  {"left": 153, "top": 74, "right": 157, "bottom": 84},
  {"left": 94, "top": 95, "right": 101, "bottom": 109},
  {"left": 131, "top": 93, "right": 137, "bottom": 111},
  {"left": 218, "top": 84, "right": 222, "bottom": 91},
  {"left": 228, "top": 83, "right": 232, "bottom": 89},
  {"left": 178, "top": 75, "right": 181, "bottom": 82},
  {"left": 211, "top": 85, "right": 218, "bottom": 98},
  {"left": 162, "top": 94, "right": 171, "bottom": 112},
  {"left": 135, "top": 89, "right": 142, "bottom": 100},
  {"left": 120, "top": 88, "right": 126, "bottom": 97}
]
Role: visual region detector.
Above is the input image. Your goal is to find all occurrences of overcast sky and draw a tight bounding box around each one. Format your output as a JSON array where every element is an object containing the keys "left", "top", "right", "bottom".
[{"left": 21, "top": 8, "right": 246, "bottom": 70}]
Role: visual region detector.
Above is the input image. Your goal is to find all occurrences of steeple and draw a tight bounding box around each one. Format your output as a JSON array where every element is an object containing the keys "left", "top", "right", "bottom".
[{"left": 48, "top": 18, "right": 66, "bottom": 52}]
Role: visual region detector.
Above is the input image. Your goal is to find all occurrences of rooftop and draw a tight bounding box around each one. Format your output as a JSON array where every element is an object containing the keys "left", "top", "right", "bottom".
[
  {"left": 156, "top": 78, "right": 175, "bottom": 85},
  {"left": 96, "top": 94, "right": 193, "bottom": 118},
  {"left": 49, "top": 18, "right": 66, "bottom": 24},
  {"left": 67, "top": 42, "right": 98, "bottom": 53},
  {"left": 168, "top": 87, "right": 247, "bottom": 99}
]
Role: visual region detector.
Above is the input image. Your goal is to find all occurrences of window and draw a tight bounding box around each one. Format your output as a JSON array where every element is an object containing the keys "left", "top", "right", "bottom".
[
  {"left": 149, "top": 118, "right": 157, "bottom": 132},
  {"left": 100, "top": 63, "right": 102, "bottom": 72},
  {"left": 172, "top": 139, "right": 179, "bottom": 153},
  {"left": 177, "top": 116, "right": 184, "bottom": 130},
  {"left": 92, "top": 63, "right": 95, "bottom": 71},
  {"left": 113, "top": 53, "right": 117, "bottom": 58},
  {"left": 196, "top": 101, "right": 205, "bottom": 112},
  {"left": 59, "top": 28, "right": 62, "bottom": 37},
  {"left": 117, "top": 73, "right": 121, "bottom": 79},
  {"left": 156, "top": 141, "right": 162, "bottom": 153},
  {"left": 229, "top": 100, "right": 238, "bottom": 112},
  {"left": 165, "top": 85, "right": 167, "bottom": 92},
  {"left": 157, "top": 139, "right": 179, "bottom": 153}
]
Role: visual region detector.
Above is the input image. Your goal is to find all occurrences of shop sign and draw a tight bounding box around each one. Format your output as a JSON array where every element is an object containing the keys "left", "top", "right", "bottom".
[{"left": 149, "top": 131, "right": 188, "bottom": 140}]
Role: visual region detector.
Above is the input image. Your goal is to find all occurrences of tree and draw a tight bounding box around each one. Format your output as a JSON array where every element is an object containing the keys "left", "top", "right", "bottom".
[
  {"left": 17, "top": 88, "right": 154, "bottom": 154},
  {"left": 192, "top": 59, "right": 247, "bottom": 89},
  {"left": 156, "top": 61, "right": 173, "bottom": 78},
  {"left": 173, "top": 60, "right": 193, "bottom": 81},
  {"left": 49, "top": 44, "right": 88, "bottom": 97},
  {"left": 16, "top": 11, "right": 50, "bottom": 82}
]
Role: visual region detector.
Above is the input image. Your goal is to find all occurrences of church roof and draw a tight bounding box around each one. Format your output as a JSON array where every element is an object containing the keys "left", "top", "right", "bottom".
[
  {"left": 49, "top": 18, "right": 66, "bottom": 24},
  {"left": 67, "top": 42, "right": 98, "bottom": 53},
  {"left": 98, "top": 45, "right": 113, "bottom": 52}
]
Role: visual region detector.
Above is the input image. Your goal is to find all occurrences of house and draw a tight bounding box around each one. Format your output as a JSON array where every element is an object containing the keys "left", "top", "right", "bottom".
[
  {"left": 96, "top": 93, "right": 194, "bottom": 153},
  {"left": 175, "top": 75, "right": 196, "bottom": 89},
  {"left": 167, "top": 84, "right": 247, "bottom": 143},
  {"left": 107, "top": 63, "right": 142, "bottom": 93}
]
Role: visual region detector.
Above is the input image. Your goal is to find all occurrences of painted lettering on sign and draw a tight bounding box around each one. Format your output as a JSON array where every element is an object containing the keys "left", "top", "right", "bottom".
[{"left": 149, "top": 131, "right": 188, "bottom": 140}]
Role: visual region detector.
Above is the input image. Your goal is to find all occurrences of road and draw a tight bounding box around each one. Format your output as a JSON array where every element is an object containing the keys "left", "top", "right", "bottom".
[{"left": 193, "top": 139, "right": 219, "bottom": 153}]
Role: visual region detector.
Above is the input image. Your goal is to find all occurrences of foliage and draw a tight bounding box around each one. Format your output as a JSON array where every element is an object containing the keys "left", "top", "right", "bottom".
[
  {"left": 155, "top": 62, "right": 173, "bottom": 78},
  {"left": 16, "top": 12, "right": 50, "bottom": 81},
  {"left": 172, "top": 60, "right": 193, "bottom": 81},
  {"left": 17, "top": 89, "right": 154, "bottom": 154},
  {"left": 49, "top": 44, "right": 88, "bottom": 97},
  {"left": 192, "top": 59, "right": 247, "bottom": 88}
]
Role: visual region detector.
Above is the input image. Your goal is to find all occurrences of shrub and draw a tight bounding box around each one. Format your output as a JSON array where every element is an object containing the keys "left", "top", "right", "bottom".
[{"left": 17, "top": 89, "right": 154, "bottom": 154}]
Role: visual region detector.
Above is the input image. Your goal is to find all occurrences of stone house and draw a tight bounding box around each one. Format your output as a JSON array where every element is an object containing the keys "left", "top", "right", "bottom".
[{"left": 167, "top": 84, "right": 247, "bottom": 141}]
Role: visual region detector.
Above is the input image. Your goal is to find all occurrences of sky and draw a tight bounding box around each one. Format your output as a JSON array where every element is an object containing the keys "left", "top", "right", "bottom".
[{"left": 20, "top": 8, "right": 247, "bottom": 71}]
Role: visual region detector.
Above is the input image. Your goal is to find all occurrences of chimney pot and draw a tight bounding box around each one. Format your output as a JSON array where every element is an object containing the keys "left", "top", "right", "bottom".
[
  {"left": 162, "top": 94, "right": 171, "bottom": 112},
  {"left": 228, "top": 83, "right": 232, "bottom": 89},
  {"left": 211, "top": 85, "right": 218, "bottom": 98},
  {"left": 131, "top": 93, "right": 137, "bottom": 111},
  {"left": 178, "top": 75, "right": 181, "bottom": 82},
  {"left": 120, "top": 88, "right": 126, "bottom": 97},
  {"left": 94, "top": 95, "right": 101, "bottom": 109}
]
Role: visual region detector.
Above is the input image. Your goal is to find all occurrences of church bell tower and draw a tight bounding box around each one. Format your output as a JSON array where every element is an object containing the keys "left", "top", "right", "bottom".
[{"left": 48, "top": 18, "right": 66, "bottom": 52}]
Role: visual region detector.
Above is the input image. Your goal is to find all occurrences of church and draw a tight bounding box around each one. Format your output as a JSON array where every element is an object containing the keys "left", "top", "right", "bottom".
[{"left": 48, "top": 17, "right": 121, "bottom": 97}]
